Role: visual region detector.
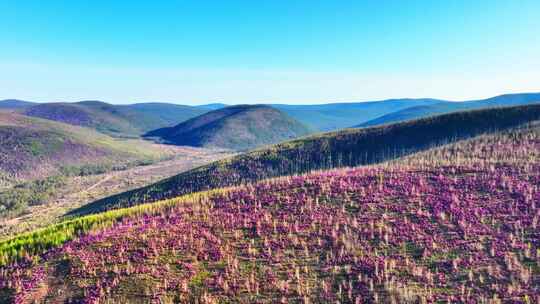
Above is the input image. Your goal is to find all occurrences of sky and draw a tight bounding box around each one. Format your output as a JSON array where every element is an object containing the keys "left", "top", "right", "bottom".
[{"left": 1, "top": 0, "right": 539, "bottom": 105}]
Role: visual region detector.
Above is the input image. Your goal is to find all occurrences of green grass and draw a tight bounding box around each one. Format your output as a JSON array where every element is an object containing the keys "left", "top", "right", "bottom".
[{"left": 0, "top": 189, "right": 225, "bottom": 266}]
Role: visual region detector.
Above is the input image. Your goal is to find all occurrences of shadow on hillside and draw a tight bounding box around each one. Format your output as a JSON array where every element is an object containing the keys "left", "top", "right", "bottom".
[{"left": 67, "top": 104, "right": 540, "bottom": 217}]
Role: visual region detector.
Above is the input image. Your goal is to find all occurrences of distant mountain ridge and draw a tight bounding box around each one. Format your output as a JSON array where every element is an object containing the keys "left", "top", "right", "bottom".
[
  {"left": 0, "top": 99, "right": 36, "bottom": 109},
  {"left": 3, "top": 92, "right": 540, "bottom": 133},
  {"left": 145, "top": 104, "right": 312, "bottom": 150},
  {"left": 271, "top": 98, "right": 446, "bottom": 131},
  {"left": 356, "top": 92, "right": 540, "bottom": 128},
  {"left": 21, "top": 101, "right": 208, "bottom": 137},
  {"left": 195, "top": 103, "right": 228, "bottom": 110}
]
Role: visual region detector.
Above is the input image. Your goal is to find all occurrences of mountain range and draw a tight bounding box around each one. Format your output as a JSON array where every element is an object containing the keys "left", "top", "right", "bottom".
[
  {"left": 70, "top": 103, "right": 540, "bottom": 216},
  {"left": 3, "top": 92, "right": 539, "bottom": 135},
  {"left": 357, "top": 92, "right": 540, "bottom": 127},
  {"left": 1, "top": 96, "right": 539, "bottom": 303}
]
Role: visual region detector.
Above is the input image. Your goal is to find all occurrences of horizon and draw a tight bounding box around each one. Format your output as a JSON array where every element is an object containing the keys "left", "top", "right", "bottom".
[
  {"left": 1, "top": 1, "right": 539, "bottom": 104},
  {"left": 2, "top": 90, "right": 540, "bottom": 107}
]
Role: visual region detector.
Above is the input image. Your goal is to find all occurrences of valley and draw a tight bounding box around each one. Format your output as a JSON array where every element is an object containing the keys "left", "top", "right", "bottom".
[
  {"left": 0, "top": 98, "right": 539, "bottom": 303},
  {"left": 1, "top": 112, "right": 538, "bottom": 303},
  {"left": 0, "top": 145, "right": 231, "bottom": 239},
  {"left": 2, "top": 3, "right": 540, "bottom": 302}
]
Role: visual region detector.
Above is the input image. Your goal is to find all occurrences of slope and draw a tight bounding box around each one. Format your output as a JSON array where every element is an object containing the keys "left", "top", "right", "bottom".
[
  {"left": 357, "top": 92, "right": 540, "bottom": 127},
  {"left": 145, "top": 105, "right": 312, "bottom": 150},
  {"left": 0, "top": 99, "right": 36, "bottom": 110},
  {"left": 1, "top": 119, "right": 538, "bottom": 303},
  {"left": 70, "top": 103, "right": 540, "bottom": 216},
  {"left": 0, "top": 112, "right": 172, "bottom": 183},
  {"left": 271, "top": 98, "right": 445, "bottom": 131},
  {"left": 23, "top": 101, "right": 207, "bottom": 137},
  {"left": 195, "top": 103, "right": 228, "bottom": 110},
  {"left": 124, "top": 102, "right": 208, "bottom": 127}
]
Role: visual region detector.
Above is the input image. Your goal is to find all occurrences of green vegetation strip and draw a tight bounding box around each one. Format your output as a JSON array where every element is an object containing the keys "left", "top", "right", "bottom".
[{"left": 0, "top": 189, "right": 226, "bottom": 266}]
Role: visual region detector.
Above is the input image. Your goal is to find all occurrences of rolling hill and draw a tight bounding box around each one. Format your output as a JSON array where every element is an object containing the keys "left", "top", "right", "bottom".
[
  {"left": 0, "top": 112, "right": 173, "bottom": 183},
  {"left": 1, "top": 115, "right": 538, "bottom": 303},
  {"left": 22, "top": 101, "right": 208, "bottom": 137},
  {"left": 125, "top": 102, "right": 208, "bottom": 127},
  {"left": 70, "top": 103, "right": 540, "bottom": 216},
  {"left": 8, "top": 92, "right": 540, "bottom": 135},
  {"left": 0, "top": 99, "right": 36, "bottom": 110},
  {"left": 271, "top": 98, "right": 445, "bottom": 131},
  {"left": 357, "top": 92, "right": 540, "bottom": 127},
  {"left": 195, "top": 103, "right": 228, "bottom": 110},
  {"left": 269, "top": 93, "right": 540, "bottom": 131},
  {"left": 145, "top": 105, "right": 312, "bottom": 150}
]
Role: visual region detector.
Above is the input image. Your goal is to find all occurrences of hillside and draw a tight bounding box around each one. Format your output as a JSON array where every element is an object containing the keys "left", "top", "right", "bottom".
[
  {"left": 0, "top": 99, "right": 35, "bottom": 110},
  {"left": 1, "top": 119, "right": 538, "bottom": 302},
  {"left": 357, "top": 92, "right": 540, "bottom": 127},
  {"left": 0, "top": 112, "right": 173, "bottom": 183},
  {"left": 145, "top": 105, "right": 312, "bottom": 150},
  {"left": 0, "top": 112, "right": 190, "bottom": 220},
  {"left": 22, "top": 101, "right": 207, "bottom": 137},
  {"left": 70, "top": 104, "right": 540, "bottom": 216},
  {"left": 195, "top": 103, "right": 228, "bottom": 110},
  {"left": 271, "top": 98, "right": 444, "bottom": 131},
  {"left": 125, "top": 102, "right": 208, "bottom": 127}
]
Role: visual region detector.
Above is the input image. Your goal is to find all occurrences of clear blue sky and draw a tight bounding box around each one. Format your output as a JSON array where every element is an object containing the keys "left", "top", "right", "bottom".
[{"left": 1, "top": 0, "right": 539, "bottom": 104}]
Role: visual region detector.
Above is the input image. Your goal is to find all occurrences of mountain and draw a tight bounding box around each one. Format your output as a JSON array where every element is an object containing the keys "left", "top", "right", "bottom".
[
  {"left": 196, "top": 103, "right": 228, "bottom": 110},
  {"left": 22, "top": 101, "right": 207, "bottom": 137},
  {"left": 9, "top": 92, "right": 540, "bottom": 135},
  {"left": 271, "top": 98, "right": 446, "bottom": 131},
  {"left": 357, "top": 92, "right": 540, "bottom": 127},
  {"left": 145, "top": 105, "right": 312, "bottom": 150},
  {"left": 0, "top": 112, "right": 169, "bottom": 183},
  {"left": 70, "top": 103, "right": 540, "bottom": 216},
  {"left": 2, "top": 117, "right": 538, "bottom": 302},
  {"left": 125, "top": 102, "right": 208, "bottom": 126},
  {"left": 0, "top": 99, "right": 36, "bottom": 110}
]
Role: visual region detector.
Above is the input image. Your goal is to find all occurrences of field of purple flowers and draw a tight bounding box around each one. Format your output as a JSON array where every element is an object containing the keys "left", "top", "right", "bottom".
[{"left": 1, "top": 125, "right": 539, "bottom": 303}]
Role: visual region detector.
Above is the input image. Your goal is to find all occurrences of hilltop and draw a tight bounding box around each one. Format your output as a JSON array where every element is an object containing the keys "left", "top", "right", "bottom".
[
  {"left": 0, "top": 99, "right": 36, "bottom": 110},
  {"left": 22, "top": 101, "right": 207, "bottom": 137},
  {"left": 1, "top": 112, "right": 538, "bottom": 303},
  {"left": 5, "top": 92, "right": 540, "bottom": 134},
  {"left": 0, "top": 111, "right": 229, "bottom": 223},
  {"left": 0, "top": 111, "right": 175, "bottom": 184},
  {"left": 357, "top": 92, "right": 540, "bottom": 127},
  {"left": 70, "top": 103, "right": 540, "bottom": 216},
  {"left": 0, "top": 111, "right": 184, "bottom": 218},
  {"left": 145, "top": 105, "right": 312, "bottom": 150}
]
